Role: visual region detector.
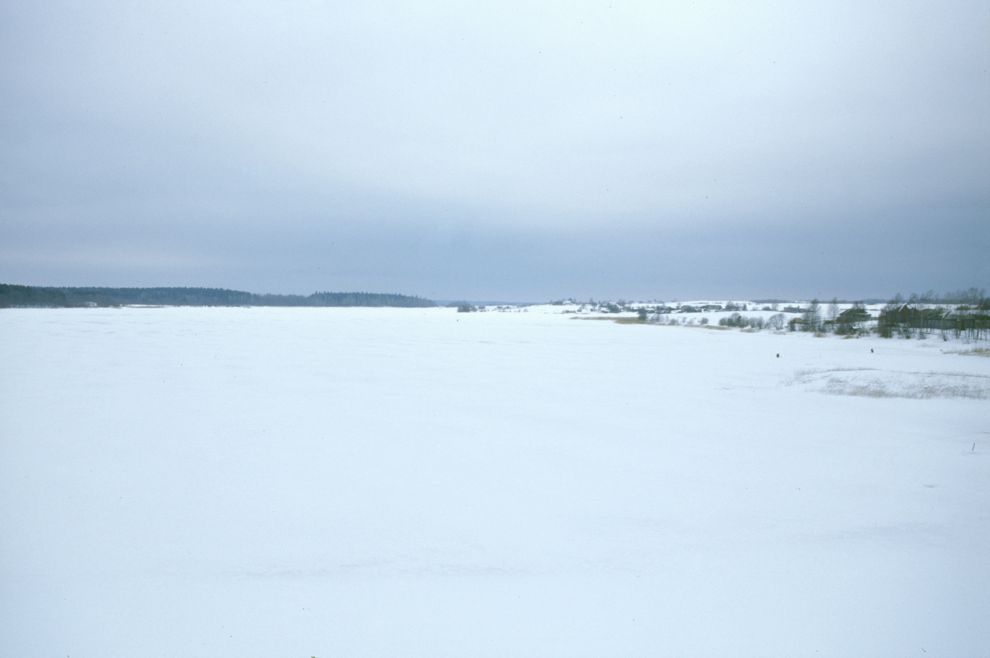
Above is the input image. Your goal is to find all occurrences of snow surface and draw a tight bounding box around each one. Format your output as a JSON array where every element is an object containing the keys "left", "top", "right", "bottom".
[{"left": 1, "top": 307, "right": 988, "bottom": 658}]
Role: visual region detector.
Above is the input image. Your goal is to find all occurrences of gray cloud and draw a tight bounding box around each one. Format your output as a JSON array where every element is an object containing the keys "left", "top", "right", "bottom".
[{"left": 2, "top": 0, "right": 988, "bottom": 299}]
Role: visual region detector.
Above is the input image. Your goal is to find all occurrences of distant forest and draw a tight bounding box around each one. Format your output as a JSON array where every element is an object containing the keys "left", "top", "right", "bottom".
[{"left": 0, "top": 284, "right": 436, "bottom": 308}]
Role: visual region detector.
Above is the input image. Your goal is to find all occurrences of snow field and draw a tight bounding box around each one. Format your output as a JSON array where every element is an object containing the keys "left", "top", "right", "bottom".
[{"left": 1, "top": 307, "right": 988, "bottom": 657}]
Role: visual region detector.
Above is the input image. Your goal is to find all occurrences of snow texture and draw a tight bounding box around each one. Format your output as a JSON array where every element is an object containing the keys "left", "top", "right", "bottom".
[{"left": 1, "top": 307, "right": 988, "bottom": 657}]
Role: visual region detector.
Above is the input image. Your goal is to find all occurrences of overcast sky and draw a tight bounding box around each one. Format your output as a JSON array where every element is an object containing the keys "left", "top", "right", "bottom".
[{"left": 1, "top": 0, "right": 988, "bottom": 300}]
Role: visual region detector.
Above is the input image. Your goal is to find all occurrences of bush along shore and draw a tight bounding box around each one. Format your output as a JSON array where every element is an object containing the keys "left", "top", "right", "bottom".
[{"left": 585, "top": 289, "right": 990, "bottom": 341}]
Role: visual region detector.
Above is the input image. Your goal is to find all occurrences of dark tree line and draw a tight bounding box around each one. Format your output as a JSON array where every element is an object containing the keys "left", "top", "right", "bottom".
[
  {"left": 786, "top": 291, "right": 989, "bottom": 341},
  {"left": 0, "top": 284, "right": 436, "bottom": 308},
  {"left": 681, "top": 288, "right": 988, "bottom": 342},
  {"left": 877, "top": 300, "right": 989, "bottom": 340}
]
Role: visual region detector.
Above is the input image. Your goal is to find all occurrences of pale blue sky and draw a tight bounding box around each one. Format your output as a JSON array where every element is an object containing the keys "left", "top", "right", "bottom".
[{"left": 2, "top": 0, "right": 988, "bottom": 300}]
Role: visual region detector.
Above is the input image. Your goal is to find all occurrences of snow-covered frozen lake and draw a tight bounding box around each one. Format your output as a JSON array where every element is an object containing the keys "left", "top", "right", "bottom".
[{"left": 2, "top": 307, "right": 988, "bottom": 657}]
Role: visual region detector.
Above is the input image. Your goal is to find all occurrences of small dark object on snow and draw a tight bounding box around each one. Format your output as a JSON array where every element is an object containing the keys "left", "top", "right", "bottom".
[
  {"left": 776, "top": 353, "right": 779, "bottom": 358},
  {"left": 871, "top": 348, "right": 874, "bottom": 353}
]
